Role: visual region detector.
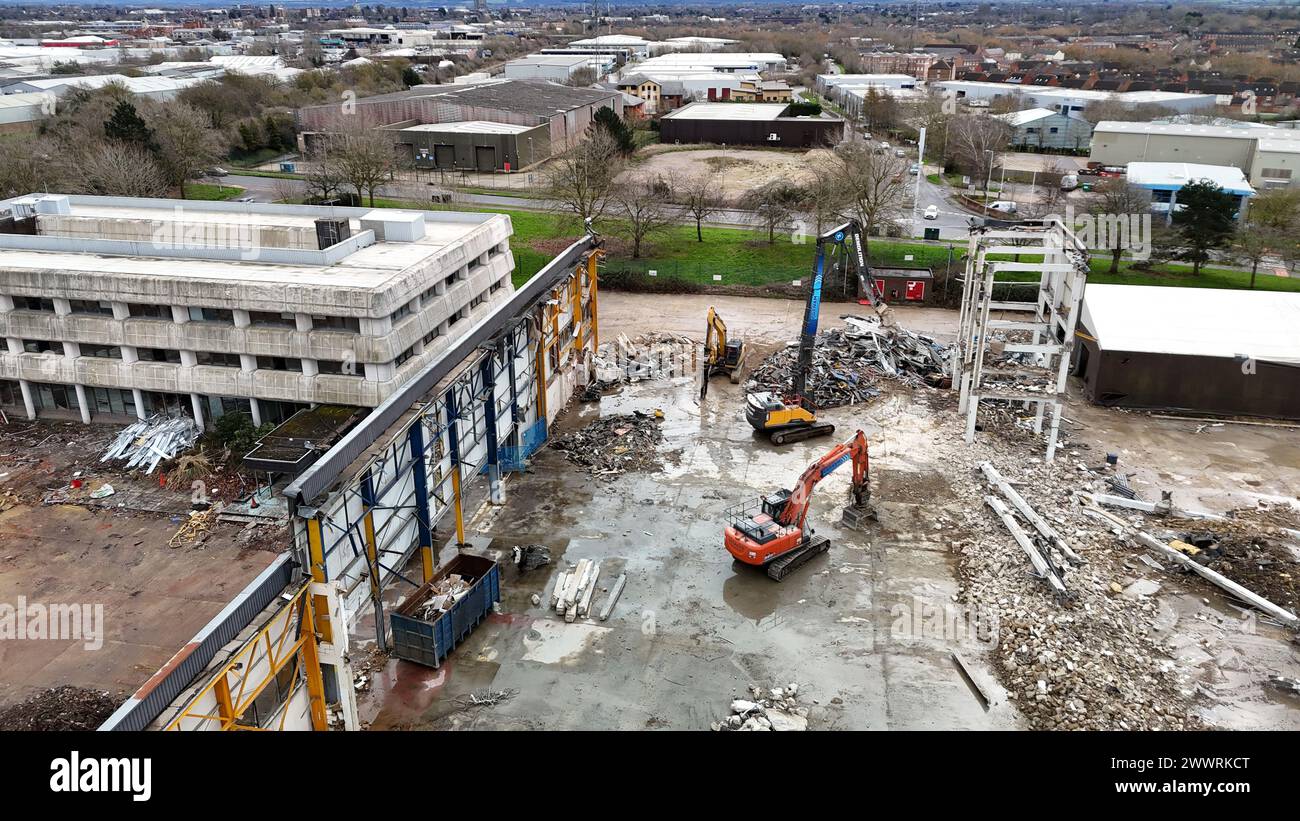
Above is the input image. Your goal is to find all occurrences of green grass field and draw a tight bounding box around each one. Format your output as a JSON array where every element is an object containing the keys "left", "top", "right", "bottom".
[
  {"left": 366, "top": 197, "right": 1300, "bottom": 294},
  {"left": 182, "top": 183, "right": 245, "bottom": 201}
]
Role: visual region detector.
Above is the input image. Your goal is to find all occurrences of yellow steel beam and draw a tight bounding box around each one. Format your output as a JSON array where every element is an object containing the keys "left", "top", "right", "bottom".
[{"left": 587, "top": 251, "right": 601, "bottom": 352}]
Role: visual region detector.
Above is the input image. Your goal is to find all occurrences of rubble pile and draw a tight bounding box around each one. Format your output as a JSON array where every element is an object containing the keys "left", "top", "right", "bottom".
[
  {"left": 712, "top": 684, "right": 809, "bottom": 731},
  {"left": 512, "top": 544, "right": 552, "bottom": 573},
  {"left": 548, "top": 412, "right": 664, "bottom": 475},
  {"left": 100, "top": 415, "right": 200, "bottom": 474},
  {"left": 415, "top": 574, "right": 471, "bottom": 621},
  {"left": 746, "top": 316, "right": 950, "bottom": 408},
  {"left": 0, "top": 686, "right": 121, "bottom": 731},
  {"left": 592, "top": 332, "right": 697, "bottom": 385}
]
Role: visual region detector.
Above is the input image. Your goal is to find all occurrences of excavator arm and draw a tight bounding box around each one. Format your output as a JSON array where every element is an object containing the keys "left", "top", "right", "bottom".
[{"left": 777, "top": 429, "right": 871, "bottom": 531}]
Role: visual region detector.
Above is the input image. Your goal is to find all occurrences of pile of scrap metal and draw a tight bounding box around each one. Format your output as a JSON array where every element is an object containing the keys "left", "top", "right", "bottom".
[
  {"left": 512, "top": 544, "right": 552, "bottom": 573},
  {"left": 981, "top": 461, "right": 1084, "bottom": 599},
  {"left": 746, "top": 316, "right": 950, "bottom": 409},
  {"left": 592, "top": 332, "right": 697, "bottom": 385},
  {"left": 415, "top": 574, "right": 472, "bottom": 621},
  {"left": 548, "top": 411, "right": 664, "bottom": 475},
  {"left": 100, "top": 415, "right": 200, "bottom": 474}
]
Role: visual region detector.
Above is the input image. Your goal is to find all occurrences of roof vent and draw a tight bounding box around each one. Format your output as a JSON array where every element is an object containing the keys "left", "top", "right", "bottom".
[
  {"left": 314, "top": 217, "right": 351, "bottom": 250},
  {"left": 359, "top": 209, "right": 425, "bottom": 243}
]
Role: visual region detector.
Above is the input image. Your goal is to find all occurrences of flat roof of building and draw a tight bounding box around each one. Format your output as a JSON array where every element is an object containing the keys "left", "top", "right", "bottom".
[
  {"left": 1125, "top": 161, "right": 1256, "bottom": 195},
  {"left": 1093, "top": 120, "right": 1300, "bottom": 140},
  {"left": 0, "top": 194, "right": 508, "bottom": 295},
  {"left": 660, "top": 102, "right": 791, "bottom": 121},
  {"left": 507, "top": 53, "right": 602, "bottom": 68},
  {"left": 995, "top": 107, "right": 1061, "bottom": 126},
  {"left": 1082, "top": 283, "right": 1300, "bottom": 364},
  {"left": 313, "top": 78, "right": 619, "bottom": 117}
]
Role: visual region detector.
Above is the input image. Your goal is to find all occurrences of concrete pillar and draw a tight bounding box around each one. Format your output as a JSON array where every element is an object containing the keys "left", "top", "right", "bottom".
[
  {"left": 73, "top": 383, "right": 90, "bottom": 424},
  {"left": 171, "top": 305, "right": 190, "bottom": 324},
  {"left": 301, "top": 358, "right": 319, "bottom": 377},
  {"left": 63, "top": 341, "right": 80, "bottom": 357},
  {"left": 131, "top": 388, "right": 146, "bottom": 420},
  {"left": 0, "top": 295, "right": 14, "bottom": 312},
  {"left": 189, "top": 393, "right": 206, "bottom": 432},
  {"left": 18, "top": 379, "right": 35, "bottom": 421},
  {"left": 249, "top": 397, "right": 263, "bottom": 427},
  {"left": 180, "top": 350, "right": 197, "bottom": 367},
  {"left": 111, "top": 302, "right": 130, "bottom": 321},
  {"left": 53, "top": 298, "right": 71, "bottom": 316},
  {"left": 5, "top": 337, "right": 21, "bottom": 355},
  {"left": 240, "top": 353, "right": 257, "bottom": 372},
  {"left": 295, "top": 313, "right": 312, "bottom": 332},
  {"left": 120, "top": 345, "right": 138, "bottom": 364},
  {"left": 233, "top": 309, "right": 251, "bottom": 329}
]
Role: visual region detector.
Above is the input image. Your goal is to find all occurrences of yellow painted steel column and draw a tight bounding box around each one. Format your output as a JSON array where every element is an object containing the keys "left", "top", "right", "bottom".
[
  {"left": 451, "top": 467, "right": 465, "bottom": 546},
  {"left": 588, "top": 252, "right": 601, "bottom": 352},
  {"left": 299, "top": 592, "right": 329, "bottom": 731},
  {"left": 305, "top": 517, "right": 332, "bottom": 644},
  {"left": 213, "top": 677, "right": 235, "bottom": 727}
]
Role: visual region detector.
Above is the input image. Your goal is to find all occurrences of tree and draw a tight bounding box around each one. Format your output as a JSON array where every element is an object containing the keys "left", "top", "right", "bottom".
[
  {"left": 610, "top": 173, "right": 677, "bottom": 258},
  {"left": 74, "top": 142, "right": 169, "bottom": 198},
  {"left": 1171, "top": 180, "right": 1238, "bottom": 276},
  {"left": 543, "top": 130, "right": 622, "bottom": 224},
  {"left": 824, "top": 139, "right": 911, "bottom": 236},
  {"left": 948, "top": 114, "right": 1011, "bottom": 196},
  {"left": 1231, "top": 190, "right": 1299, "bottom": 287},
  {"left": 151, "top": 102, "right": 228, "bottom": 198},
  {"left": 322, "top": 119, "right": 401, "bottom": 207},
  {"left": 1231, "top": 219, "right": 1285, "bottom": 288},
  {"left": 567, "top": 66, "right": 597, "bottom": 87},
  {"left": 401, "top": 66, "right": 423, "bottom": 87},
  {"left": 859, "top": 86, "right": 901, "bottom": 133},
  {"left": 103, "top": 99, "right": 154, "bottom": 149},
  {"left": 301, "top": 148, "right": 347, "bottom": 203},
  {"left": 591, "top": 105, "right": 635, "bottom": 156},
  {"left": 1089, "top": 180, "right": 1153, "bottom": 273},
  {"left": 742, "top": 179, "right": 804, "bottom": 244},
  {"left": 677, "top": 169, "right": 724, "bottom": 241},
  {"left": 0, "top": 138, "right": 69, "bottom": 198}
]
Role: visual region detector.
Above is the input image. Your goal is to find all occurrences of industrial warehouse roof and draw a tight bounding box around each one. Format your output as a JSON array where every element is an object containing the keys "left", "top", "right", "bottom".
[
  {"left": 1125, "top": 162, "right": 1255, "bottom": 196},
  {"left": 1093, "top": 120, "right": 1300, "bottom": 141},
  {"left": 1081, "top": 284, "right": 1300, "bottom": 365},
  {"left": 994, "top": 107, "right": 1060, "bottom": 126},
  {"left": 400, "top": 120, "right": 536, "bottom": 134},
  {"left": 660, "top": 102, "right": 791, "bottom": 121},
  {"left": 311, "top": 79, "right": 619, "bottom": 116}
]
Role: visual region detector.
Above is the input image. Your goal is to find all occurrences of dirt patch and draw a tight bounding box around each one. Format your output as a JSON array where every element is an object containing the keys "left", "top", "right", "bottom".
[
  {"left": 0, "top": 685, "right": 123, "bottom": 730},
  {"left": 626, "top": 147, "right": 834, "bottom": 199}
]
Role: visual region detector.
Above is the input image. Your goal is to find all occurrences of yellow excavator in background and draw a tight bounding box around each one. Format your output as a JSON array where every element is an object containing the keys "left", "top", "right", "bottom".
[{"left": 700, "top": 307, "right": 745, "bottom": 399}]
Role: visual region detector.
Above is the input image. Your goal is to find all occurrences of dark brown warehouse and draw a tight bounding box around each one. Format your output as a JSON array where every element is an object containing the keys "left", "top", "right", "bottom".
[{"left": 658, "top": 102, "right": 846, "bottom": 147}]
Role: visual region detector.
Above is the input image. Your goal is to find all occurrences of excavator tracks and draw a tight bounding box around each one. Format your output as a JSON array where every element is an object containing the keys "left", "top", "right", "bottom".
[
  {"left": 770, "top": 422, "right": 835, "bottom": 446},
  {"left": 766, "top": 535, "right": 831, "bottom": 581}
]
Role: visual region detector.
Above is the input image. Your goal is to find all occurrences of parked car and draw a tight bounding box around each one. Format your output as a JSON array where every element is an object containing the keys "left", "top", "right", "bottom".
[
  {"left": 207, "top": 167, "right": 228, "bottom": 178},
  {"left": 924, "top": 205, "right": 939, "bottom": 220},
  {"left": 909, "top": 163, "right": 920, "bottom": 175},
  {"left": 988, "top": 200, "right": 1018, "bottom": 214},
  {"left": 894, "top": 149, "right": 906, "bottom": 158},
  {"left": 880, "top": 142, "right": 892, "bottom": 151},
  {"left": 1060, "top": 174, "right": 1079, "bottom": 191}
]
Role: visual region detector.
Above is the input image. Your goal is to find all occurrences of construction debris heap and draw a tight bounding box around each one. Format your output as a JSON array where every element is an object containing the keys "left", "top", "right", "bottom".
[
  {"left": 747, "top": 316, "right": 951, "bottom": 408},
  {"left": 548, "top": 412, "right": 665, "bottom": 475}
]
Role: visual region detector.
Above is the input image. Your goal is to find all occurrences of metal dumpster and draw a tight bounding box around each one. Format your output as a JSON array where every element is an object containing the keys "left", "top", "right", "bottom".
[{"left": 389, "top": 554, "right": 500, "bottom": 668}]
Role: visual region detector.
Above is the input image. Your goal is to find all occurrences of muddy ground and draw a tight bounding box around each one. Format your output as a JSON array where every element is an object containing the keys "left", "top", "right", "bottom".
[{"left": 628, "top": 146, "right": 834, "bottom": 199}]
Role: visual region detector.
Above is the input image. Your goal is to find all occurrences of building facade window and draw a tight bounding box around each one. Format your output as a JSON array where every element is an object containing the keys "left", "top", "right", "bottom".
[
  {"left": 127, "top": 303, "right": 171, "bottom": 319},
  {"left": 256, "top": 356, "right": 302, "bottom": 372},
  {"left": 22, "top": 339, "right": 64, "bottom": 355},
  {"left": 15, "top": 296, "right": 54, "bottom": 312},
  {"left": 195, "top": 351, "right": 242, "bottom": 367},
  {"left": 80, "top": 343, "right": 122, "bottom": 359},
  {"left": 188, "top": 307, "right": 234, "bottom": 323},
  {"left": 138, "top": 348, "right": 182, "bottom": 364},
  {"left": 310, "top": 315, "right": 361, "bottom": 333},
  {"left": 68, "top": 299, "right": 114, "bottom": 316},
  {"left": 248, "top": 310, "right": 297, "bottom": 328},
  {"left": 317, "top": 359, "right": 364, "bottom": 376}
]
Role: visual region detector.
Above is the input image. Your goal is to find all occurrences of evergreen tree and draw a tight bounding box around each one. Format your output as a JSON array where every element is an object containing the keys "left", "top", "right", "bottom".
[
  {"left": 591, "top": 106, "right": 635, "bottom": 156},
  {"left": 1171, "top": 180, "right": 1238, "bottom": 276},
  {"left": 104, "top": 100, "right": 154, "bottom": 150}
]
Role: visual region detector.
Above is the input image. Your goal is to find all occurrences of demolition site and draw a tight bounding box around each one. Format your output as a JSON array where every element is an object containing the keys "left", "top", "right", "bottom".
[{"left": 1, "top": 210, "right": 1298, "bottom": 733}]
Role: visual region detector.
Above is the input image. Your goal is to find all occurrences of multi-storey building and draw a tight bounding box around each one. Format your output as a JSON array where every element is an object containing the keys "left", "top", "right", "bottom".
[{"left": 0, "top": 194, "right": 517, "bottom": 429}]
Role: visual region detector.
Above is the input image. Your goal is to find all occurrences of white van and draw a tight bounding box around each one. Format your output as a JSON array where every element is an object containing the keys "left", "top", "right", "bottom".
[{"left": 988, "top": 201, "right": 1018, "bottom": 214}]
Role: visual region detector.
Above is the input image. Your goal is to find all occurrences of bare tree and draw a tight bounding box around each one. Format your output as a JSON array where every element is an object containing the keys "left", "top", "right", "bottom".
[
  {"left": 150, "top": 102, "right": 229, "bottom": 198},
  {"left": 677, "top": 169, "right": 724, "bottom": 241},
  {"left": 566, "top": 66, "right": 597, "bottom": 87},
  {"left": 949, "top": 114, "right": 1012, "bottom": 197},
  {"left": 609, "top": 173, "right": 677, "bottom": 258},
  {"left": 1089, "top": 180, "right": 1153, "bottom": 273},
  {"left": 0, "top": 137, "right": 68, "bottom": 197},
  {"left": 301, "top": 149, "right": 347, "bottom": 203},
  {"left": 742, "top": 179, "right": 803, "bottom": 244},
  {"left": 824, "top": 140, "right": 910, "bottom": 236},
  {"left": 1232, "top": 189, "right": 1300, "bottom": 287},
  {"left": 74, "top": 142, "right": 169, "bottom": 198},
  {"left": 543, "top": 129, "right": 623, "bottom": 224},
  {"left": 321, "top": 118, "right": 402, "bottom": 207}
]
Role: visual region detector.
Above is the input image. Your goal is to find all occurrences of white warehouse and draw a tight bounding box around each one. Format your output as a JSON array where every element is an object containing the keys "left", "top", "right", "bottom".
[{"left": 0, "top": 195, "right": 518, "bottom": 429}]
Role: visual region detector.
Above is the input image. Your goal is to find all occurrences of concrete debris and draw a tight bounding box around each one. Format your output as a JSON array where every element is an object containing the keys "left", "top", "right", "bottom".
[
  {"left": 1266, "top": 676, "right": 1300, "bottom": 697},
  {"left": 746, "top": 316, "right": 949, "bottom": 409},
  {"left": 712, "top": 683, "right": 809, "bottom": 731},
  {"left": 598, "top": 573, "right": 627, "bottom": 621},
  {"left": 549, "top": 413, "right": 664, "bottom": 475},
  {"left": 553, "top": 559, "right": 603, "bottom": 622},
  {"left": 593, "top": 332, "right": 698, "bottom": 384},
  {"left": 415, "top": 574, "right": 471, "bottom": 621},
  {"left": 512, "top": 544, "right": 551, "bottom": 573},
  {"left": 100, "top": 414, "right": 200, "bottom": 474}
]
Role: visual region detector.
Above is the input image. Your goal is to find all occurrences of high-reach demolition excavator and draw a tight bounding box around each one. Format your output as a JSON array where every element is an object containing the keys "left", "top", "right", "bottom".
[
  {"left": 723, "top": 429, "right": 872, "bottom": 581},
  {"left": 744, "top": 219, "right": 891, "bottom": 445}
]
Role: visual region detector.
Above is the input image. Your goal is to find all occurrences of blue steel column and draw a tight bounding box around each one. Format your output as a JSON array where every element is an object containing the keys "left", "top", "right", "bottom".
[
  {"left": 505, "top": 333, "right": 521, "bottom": 449},
  {"left": 481, "top": 354, "right": 503, "bottom": 504},
  {"left": 408, "top": 420, "right": 435, "bottom": 584},
  {"left": 359, "top": 471, "right": 387, "bottom": 650}
]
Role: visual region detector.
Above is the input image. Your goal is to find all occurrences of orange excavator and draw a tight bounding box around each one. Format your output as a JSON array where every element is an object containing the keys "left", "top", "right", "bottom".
[{"left": 724, "top": 429, "right": 872, "bottom": 581}]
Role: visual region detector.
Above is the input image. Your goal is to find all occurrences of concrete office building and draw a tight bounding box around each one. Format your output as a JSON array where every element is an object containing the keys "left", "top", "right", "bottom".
[
  {"left": 0, "top": 194, "right": 517, "bottom": 429},
  {"left": 1089, "top": 121, "right": 1300, "bottom": 189},
  {"left": 659, "top": 102, "right": 846, "bottom": 147}
]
